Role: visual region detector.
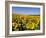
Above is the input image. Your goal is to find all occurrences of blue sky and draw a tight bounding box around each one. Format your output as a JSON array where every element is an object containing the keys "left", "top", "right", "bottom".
[{"left": 12, "top": 7, "right": 40, "bottom": 15}]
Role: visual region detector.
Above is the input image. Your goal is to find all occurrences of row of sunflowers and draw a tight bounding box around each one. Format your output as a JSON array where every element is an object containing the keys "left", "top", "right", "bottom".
[{"left": 12, "top": 13, "right": 40, "bottom": 31}]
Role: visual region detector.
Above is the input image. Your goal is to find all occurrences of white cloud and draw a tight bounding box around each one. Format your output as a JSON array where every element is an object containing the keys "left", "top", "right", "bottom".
[{"left": 13, "top": 12, "right": 40, "bottom": 15}]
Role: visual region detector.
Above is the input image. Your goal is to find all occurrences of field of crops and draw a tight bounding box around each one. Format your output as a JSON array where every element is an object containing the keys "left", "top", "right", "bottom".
[{"left": 12, "top": 13, "right": 40, "bottom": 31}]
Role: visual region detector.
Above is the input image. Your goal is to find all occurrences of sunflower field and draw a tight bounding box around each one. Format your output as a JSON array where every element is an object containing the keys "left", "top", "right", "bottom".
[{"left": 12, "top": 13, "right": 40, "bottom": 31}]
